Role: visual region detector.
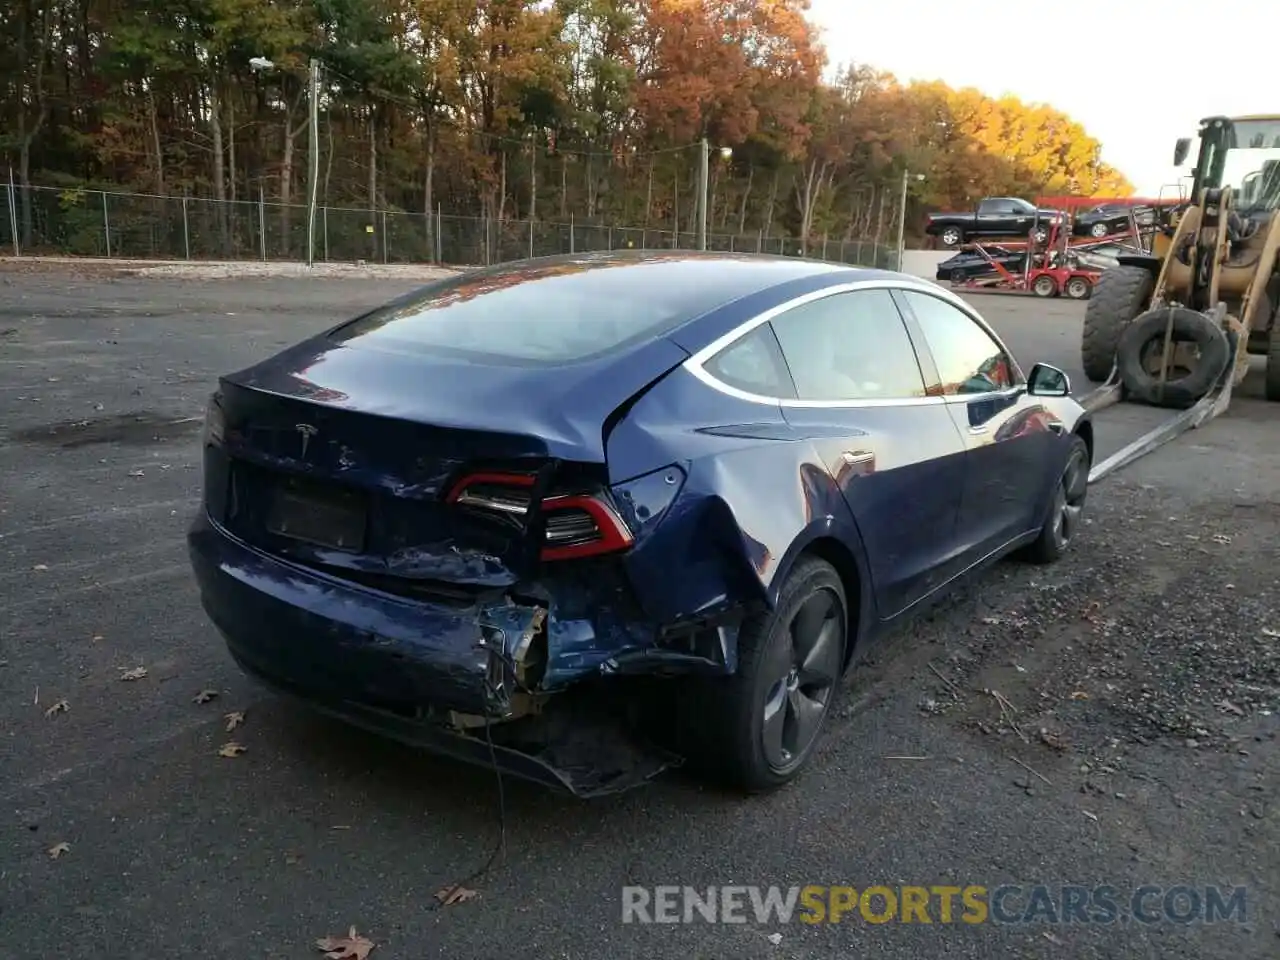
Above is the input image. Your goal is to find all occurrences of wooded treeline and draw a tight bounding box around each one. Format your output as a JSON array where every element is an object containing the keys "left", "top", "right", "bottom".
[{"left": 1, "top": 0, "right": 1133, "bottom": 256}]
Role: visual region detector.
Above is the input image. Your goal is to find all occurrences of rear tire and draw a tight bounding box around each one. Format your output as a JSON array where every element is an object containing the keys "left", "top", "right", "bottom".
[
  {"left": 684, "top": 556, "right": 848, "bottom": 792},
  {"left": 1018, "top": 434, "right": 1090, "bottom": 565},
  {"left": 1081, "top": 265, "right": 1154, "bottom": 383},
  {"left": 1065, "top": 276, "right": 1092, "bottom": 300},
  {"left": 1090, "top": 222, "right": 1109, "bottom": 238}
]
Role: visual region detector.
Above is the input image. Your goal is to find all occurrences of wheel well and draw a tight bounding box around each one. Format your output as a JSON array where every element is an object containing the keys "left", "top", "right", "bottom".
[
  {"left": 799, "top": 536, "right": 864, "bottom": 667},
  {"left": 1075, "top": 418, "right": 1095, "bottom": 464}
]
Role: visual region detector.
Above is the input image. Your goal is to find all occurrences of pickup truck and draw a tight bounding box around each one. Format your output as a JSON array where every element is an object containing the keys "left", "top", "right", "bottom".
[{"left": 924, "top": 197, "right": 1067, "bottom": 247}]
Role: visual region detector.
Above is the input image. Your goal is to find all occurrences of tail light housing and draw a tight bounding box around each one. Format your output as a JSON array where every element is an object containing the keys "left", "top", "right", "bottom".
[{"left": 445, "top": 471, "right": 634, "bottom": 562}]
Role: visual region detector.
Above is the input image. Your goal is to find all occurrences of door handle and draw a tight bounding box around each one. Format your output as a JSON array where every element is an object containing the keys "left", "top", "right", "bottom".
[
  {"left": 968, "top": 424, "right": 990, "bottom": 436},
  {"left": 841, "top": 450, "right": 875, "bottom": 465}
]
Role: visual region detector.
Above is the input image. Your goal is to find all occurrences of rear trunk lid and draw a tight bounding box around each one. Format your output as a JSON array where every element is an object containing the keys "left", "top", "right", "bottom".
[{"left": 206, "top": 333, "right": 688, "bottom": 591}]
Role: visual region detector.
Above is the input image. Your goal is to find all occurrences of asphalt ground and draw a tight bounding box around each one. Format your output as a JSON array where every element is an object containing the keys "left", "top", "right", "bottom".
[{"left": 1, "top": 262, "right": 1277, "bottom": 959}]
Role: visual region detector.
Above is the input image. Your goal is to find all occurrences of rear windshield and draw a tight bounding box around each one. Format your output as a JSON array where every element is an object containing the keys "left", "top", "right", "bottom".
[{"left": 330, "top": 257, "right": 745, "bottom": 365}]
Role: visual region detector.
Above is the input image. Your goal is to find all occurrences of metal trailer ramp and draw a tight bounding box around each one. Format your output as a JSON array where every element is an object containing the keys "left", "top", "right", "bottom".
[{"left": 1081, "top": 309, "right": 1244, "bottom": 484}]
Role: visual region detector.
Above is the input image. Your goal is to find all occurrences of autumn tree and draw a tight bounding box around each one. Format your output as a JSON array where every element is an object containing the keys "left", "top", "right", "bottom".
[{"left": 0, "top": 0, "right": 1133, "bottom": 260}]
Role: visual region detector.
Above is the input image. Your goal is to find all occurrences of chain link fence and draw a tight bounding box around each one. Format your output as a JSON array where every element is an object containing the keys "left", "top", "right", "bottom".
[{"left": 0, "top": 183, "right": 902, "bottom": 271}]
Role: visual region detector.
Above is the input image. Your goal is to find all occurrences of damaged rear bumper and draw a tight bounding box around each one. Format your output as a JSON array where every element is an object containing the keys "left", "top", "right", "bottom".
[
  {"left": 228, "top": 641, "right": 679, "bottom": 797},
  {"left": 188, "top": 514, "right": 682, "bottom": 796}
]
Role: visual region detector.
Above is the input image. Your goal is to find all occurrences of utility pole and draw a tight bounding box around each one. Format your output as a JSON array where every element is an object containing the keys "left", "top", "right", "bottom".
[
  {"left": 895, "top": 167, "right": 909, "bottom": 272},
  {"left": 307, "top": 57, "right": 319, "bottom": 268},
  {"left": 696, "top": 138, "right": 709, "bottom": 251}
]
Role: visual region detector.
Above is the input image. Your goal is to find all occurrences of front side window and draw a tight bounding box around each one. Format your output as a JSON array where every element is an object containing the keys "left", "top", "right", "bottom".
[
  {"left": 768, "top": 289, "right": 926, "bottom": 401},
  {"left": 899, "top": 291, "right": 1015, "bottom": 395}
]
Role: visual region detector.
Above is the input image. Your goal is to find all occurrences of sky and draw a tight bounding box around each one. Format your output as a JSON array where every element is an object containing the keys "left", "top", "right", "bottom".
[{"left": 805, "top": 0, "right": 1277, "bottom": 196}]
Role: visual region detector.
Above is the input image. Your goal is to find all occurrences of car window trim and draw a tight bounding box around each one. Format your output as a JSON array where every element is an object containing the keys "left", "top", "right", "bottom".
[
  {"left": 684, "top": 278, "right": 974, "bottom": 409},
  {"left": 891, "top": 286, "right": 1028, "bottom": 400}
]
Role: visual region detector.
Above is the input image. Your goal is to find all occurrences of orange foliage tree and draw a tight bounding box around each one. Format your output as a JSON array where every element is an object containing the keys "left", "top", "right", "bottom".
[{"left": 2, "top": 0, "right": 1133, "bottom": 255}]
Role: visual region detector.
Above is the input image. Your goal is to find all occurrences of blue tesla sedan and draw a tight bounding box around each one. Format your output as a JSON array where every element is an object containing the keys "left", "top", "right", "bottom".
[{"left": 188, "top": 251, "right": 1093, "bottom": 797}]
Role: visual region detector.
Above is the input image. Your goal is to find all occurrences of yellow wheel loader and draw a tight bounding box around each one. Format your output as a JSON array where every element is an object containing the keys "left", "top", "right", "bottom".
[{"left": 1080, "top": 115, "right": 1280, "bottom": 406}]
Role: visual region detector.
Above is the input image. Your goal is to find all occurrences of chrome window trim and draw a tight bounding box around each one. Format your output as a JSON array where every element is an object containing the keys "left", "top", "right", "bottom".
[{"left": 683, "top": 277, "right": 1018, "bottom": 410}]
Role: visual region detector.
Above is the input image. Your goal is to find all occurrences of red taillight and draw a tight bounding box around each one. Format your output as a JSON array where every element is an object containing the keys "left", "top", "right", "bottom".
[{"left": 445, "top": 471, "right": 634, "bottom": 561}]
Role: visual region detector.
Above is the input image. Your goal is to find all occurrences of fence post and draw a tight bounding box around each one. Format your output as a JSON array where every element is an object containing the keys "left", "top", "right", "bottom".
[
  {"left": 101, "top": 191, "right": 111, "bottom": 258},
  {"left": 607, "top": 224, "right": 613, "bottom": 251},
  {"left": 182, "top": 196, "right": 190, "bottom": 260},
  {"left": 7, "top": 167, "right": 19, "bottom": 256},
  {"left": 258, "top": 187, "right": 266, "bottom": 261},
  {"left": 381, "top": 210, "right": 388, "bottom": 263},
  {"left": 822, "top": 234, "right": 828, "bottom": 261},
  {"left": 528, "top": 220, "right": 534, "bottom": 259},
  {"left": 756, "top": 229, "right": 762, "bottom": 254},
  {"left": 569, "top": 214, "right": 575, "bottom": 254},
  {"left": 436, "top": 205, "right": 442, "bottom": 264},
  {"left": 323, "top": 206, "right": 329, "bottom": 261}
]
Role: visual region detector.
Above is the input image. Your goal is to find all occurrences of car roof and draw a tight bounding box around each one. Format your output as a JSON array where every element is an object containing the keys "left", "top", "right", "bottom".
[
  {"left": 328, "top": 251, "right": 917, "bottom": 367},
  {"left": 405, "top": 250, "right": 857, "bottom": 312}
]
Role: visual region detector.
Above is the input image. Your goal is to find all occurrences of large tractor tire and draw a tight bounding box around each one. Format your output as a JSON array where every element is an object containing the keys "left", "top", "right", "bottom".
[{"left": 1081, "top": 265, "right": 1154, "bottom": 383}]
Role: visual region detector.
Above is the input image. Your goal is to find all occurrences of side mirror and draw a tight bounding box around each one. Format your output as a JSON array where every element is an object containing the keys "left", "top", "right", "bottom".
[
  {"left": 1027, "top": 362, "right": 1070, "bottom": 397},
  {"left": 1173, "top": 137, "right": 1191, "bottom": 167}
]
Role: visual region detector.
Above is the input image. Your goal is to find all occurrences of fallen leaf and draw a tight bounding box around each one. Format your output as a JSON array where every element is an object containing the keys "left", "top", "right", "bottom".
[
  {"left": 1082, "top": 810, "right": 1098, "bottom": 822},
  {"left": 218, "top": 742, "right": 246, "bottom": 758},
  {"left": 32, "top": 564, "right": 48, "bottom": 571},
  {"left": 314, "top": 926, "right": 376, "bottom": 960},
  {"left": 224, "top": 710, "right": 244, "bottom": 731},
  {"left": 127, "top": 469, "right": 145, "bottom": 478},
  {"left": 91, "top": 634, "right": 104, "bottom": 642},
  {"left": 285, "top": 851, "right": 303, "bottom": 865},
  {"left": 193, "top": 689, "right": 219, "bottom": 704},
  {"left": 434, "top": 885, "right": 479, "bottom": 906},
  {"left": 48, "top": 841, "right": 70, "bottom": 859},
  {"left": 1039, "top": 728, "right": 1068, "bottom": 752},
  {"left": 1069, "top": 691, "right": 1090, "bottom": 700},
  {"left": 119, "top": 666, "right": 147, "bottom": 681},
  {"left": 44, "top": 699, "right": 69, "bottom": 717},
  {"left": 1262, "top": 627, "right": 1280, "bottom": 638}
]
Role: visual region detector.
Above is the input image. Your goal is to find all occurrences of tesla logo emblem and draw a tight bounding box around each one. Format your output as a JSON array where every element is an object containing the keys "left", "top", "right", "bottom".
[{"left": 295, "top": 423, "right": 318, "bottom": 458}]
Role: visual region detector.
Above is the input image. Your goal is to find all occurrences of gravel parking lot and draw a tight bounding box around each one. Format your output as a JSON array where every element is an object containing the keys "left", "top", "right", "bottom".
[{"left": 1, "top": 260, "right": 1277, "bottom": 960}]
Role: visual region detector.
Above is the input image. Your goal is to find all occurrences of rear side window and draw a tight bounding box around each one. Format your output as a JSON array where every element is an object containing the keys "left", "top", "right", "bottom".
[
  {"left": 330, "top": 259, "right": 736, "bottom": 365},
  {"left": 703, "top": 324, "right": 795, "bottom": 398},
  {"left": 769, "top": 289, "right": 927, "bottom": 401}
]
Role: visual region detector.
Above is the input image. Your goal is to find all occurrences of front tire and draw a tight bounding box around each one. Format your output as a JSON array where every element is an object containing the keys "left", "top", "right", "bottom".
[
  {"left": 1018, "top": 434, "right": 1090, "bottom": 565},
  {"left": 1090, "top": 221, "right": 1109, "bottom": 238},
  {"left": 686, "top": 556, "right": 848, "bottom": 792},
  {"left": 1081, "top": 264, "right": 1154, "bottom": 382},
  {"left": 940, "top": 226, "right": 964, "bottom": 247}
]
